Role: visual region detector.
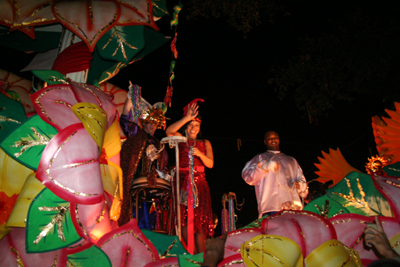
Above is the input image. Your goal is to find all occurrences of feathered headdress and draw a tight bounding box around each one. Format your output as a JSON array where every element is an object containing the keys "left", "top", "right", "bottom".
[
  {"left": 129, "top": 83, "right": 168, "bottom": 129},
  {"left": 183, "top": 98, "right": 204, "bottom": 123}
]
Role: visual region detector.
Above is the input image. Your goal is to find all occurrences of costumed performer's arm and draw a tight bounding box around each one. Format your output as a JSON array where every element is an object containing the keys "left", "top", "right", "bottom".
[
  {"left": 242, "top": 154, "right": 277, "bottom": 186},
  {"left": 120, "top": 83, "right": 143, "bottom": 137}
]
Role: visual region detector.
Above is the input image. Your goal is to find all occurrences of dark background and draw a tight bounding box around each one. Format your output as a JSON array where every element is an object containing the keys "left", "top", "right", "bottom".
[{"left": 1, "top": 0, "right": 398, "bottom": 233}]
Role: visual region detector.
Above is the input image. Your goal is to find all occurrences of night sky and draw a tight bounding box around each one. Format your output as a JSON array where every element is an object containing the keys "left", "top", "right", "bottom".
[{"left": 1, "top": 1, "right": 399, "bottom": 229}]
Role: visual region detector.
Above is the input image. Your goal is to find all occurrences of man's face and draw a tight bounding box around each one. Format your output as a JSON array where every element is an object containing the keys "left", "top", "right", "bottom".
[
  {"left": 143, "top": 121, "right": 157, "bottom": 136},
  {"left": 264, "top": 131, "right": 280, "bottom": 150}
]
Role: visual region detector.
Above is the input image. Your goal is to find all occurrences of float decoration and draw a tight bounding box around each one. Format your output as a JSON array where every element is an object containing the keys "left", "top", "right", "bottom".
[
  {"left": 0, "top": 0, "right": 158, "bottom": 52},
  {"left": 51, "top": 41, "right": 93, "bottom": 76},
  {"left": 262, "top": 211, "right": 337, "bottom": 258},
  {"left": 366, "top": 155, "right": 388, "bottom": 175},
  {"left": 142, "top": 229, "right": 187, "bottom": 257},
  {"left": 88, "top": 26, "right": 171, "bottom": 85},
  {"left": 371, "top": 173, "right": 400, "bottom": 219},
  {"left": 31, "top": 70, "right": 69, "bottom": 85},
  {"left": 69, "top": 81, "right": 116, "bottom": 128},
  {"left": 25, "top": 188, "right": 81, "bottom": 253},
  {"left": 372, "top": 102, "right": 400, "bottom": 164},
  {"left": 152, "top": 0, "right": 170, "bottom": 18},
  {"left": 241, "top": 234, "right": 304, "bottom": 267},
  {"left": 30, "top": 84, "right": 80, "bottom": 130},
  {"left": 0, "top": 93, "right": 27, "bottom": 142},
  {"left": 70, "top": 199, "right": 113, "bottom": 244},
  {"left": 305, "top": 171, "right": 392, "bottom": 218},
  {"left": 0, "top": 192, "right": 17, "bottom": 231},
  {"left": 0, "top": 227, "right": 67, "bottom": 266},
  {"left": 95, "top": 219, "right": 159, "bottom": 266},
  {"left": 0, "top": 114, "right": 58, "bottom": 170},
  {"left": 0, "top": 147, "right": 34, "bottom": 198},
  {"left": 96, "top": 25, "right": 146, "bottom": 64},
  {"left": 223, "top": 228, "right": 263, "bottom": 259},
  {"left": 6, "top": 173, "right": 45, "bottom": 228},
  {"left": 67, "top": 245, "right": 112, "bottom": 267},
  {"left": 328, "top": 213, "right": 400, "bottom": 265},
  {"left": 0, "top": 0, "right": 170, "bottom": 86},
  {"left": 71, "top": 102, "right": 107, "bottom": 150},
  {"left": 305, "top": 239, "right": 361, "bottom": 267},
  {"left": 36, "top": 123, "right": 103, "bottom": 205},
  {"left": 314, "top": 148, "right": 360, "bottom": 187},
  {"left": 0, "top": 70, "right": 35, "bottom": 114}
]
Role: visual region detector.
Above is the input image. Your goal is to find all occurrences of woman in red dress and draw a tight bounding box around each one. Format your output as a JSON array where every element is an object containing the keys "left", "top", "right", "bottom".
[{"left": 166, "top": 101, "right": 214, "bottom": 254}]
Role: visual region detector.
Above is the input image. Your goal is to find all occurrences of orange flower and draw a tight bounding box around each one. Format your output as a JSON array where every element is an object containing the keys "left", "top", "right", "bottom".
[{"left": 0, "top": 191, "right": 18, "bottom": 225}]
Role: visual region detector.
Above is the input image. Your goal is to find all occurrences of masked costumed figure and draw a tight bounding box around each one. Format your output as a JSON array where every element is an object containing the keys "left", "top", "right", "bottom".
[{"left": 118, "top": 83, "right": 169, "bottom": 228}]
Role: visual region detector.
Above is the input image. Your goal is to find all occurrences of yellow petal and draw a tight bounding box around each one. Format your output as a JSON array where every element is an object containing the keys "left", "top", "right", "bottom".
[
  {"left": 306, "top": 239, "right": 361, "bottom": 267},
  {"left": 100, "top": 163, "right": 119, "bottom": 196},
  {"left": 241, "top": 235, "right": 303, "bottom": 267},
  {"left": 103, "top": 113, "right": 122, "bottom": 159},
  {"left": 0, "top": 149, "right": 34, "bottom": 196},
  {"left": 0, "top": 222, "right": 11, "bottom": 240},
  {"left": 390, "top": 232, "right": 400, "bottom": 256},
  {"left": 6, "top": 173, "right": 45, "bottom": 228},
  {"left": 71, "top": 102, "right": 107, "bottom": 149}
]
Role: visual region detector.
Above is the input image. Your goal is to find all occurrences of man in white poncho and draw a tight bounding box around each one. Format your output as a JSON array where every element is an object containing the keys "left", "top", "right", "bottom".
[{"left": 242, "top": 131, "right": 309, "bottom": 218}]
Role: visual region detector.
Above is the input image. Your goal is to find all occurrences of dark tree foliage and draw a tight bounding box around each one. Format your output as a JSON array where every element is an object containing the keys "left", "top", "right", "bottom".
[
  {"left": 268, "top": 4, "right": 400, "bottom": 123},
  {"left": 182, "top": 0, "right": 284, "bottom": 34}
]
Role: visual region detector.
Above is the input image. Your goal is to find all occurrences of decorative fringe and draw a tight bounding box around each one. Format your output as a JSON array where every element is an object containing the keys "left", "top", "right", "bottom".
[
  {"left": 221, "top": 192, "right": 244, "bottom": 234},
  {"left": 129, "top": 83, "right": 142, "bottom": 125},
  {"left": 188, "top": 146, "right": 199, "bottom": 208}
]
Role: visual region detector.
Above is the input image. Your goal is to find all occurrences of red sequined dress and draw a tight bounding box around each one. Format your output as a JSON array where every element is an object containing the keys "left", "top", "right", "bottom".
[{"left": 178, "top": 139, "right": 214, "bottom": 238}]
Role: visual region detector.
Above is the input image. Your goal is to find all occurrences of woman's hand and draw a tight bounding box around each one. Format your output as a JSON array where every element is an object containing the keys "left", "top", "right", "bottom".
[
  {"left": 185, "top": 103, "right": 199, "bottom": 121},
  {"left": 192, "top": 147, "right": 203, "bottom": 157}
]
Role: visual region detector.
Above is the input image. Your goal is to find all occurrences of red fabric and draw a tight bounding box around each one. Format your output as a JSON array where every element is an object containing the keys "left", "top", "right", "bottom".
[
  {"left": 183, "top": 98, "right": 204, "bottom": 116},
  {"left": 187, "top": 180, "right": 195, "bottom": 254},
  {"left": 178, "top": 140, "right": 214, "bottom": 239},
  {"left": 164, "top": 86, "right": 173, "bottom": 107},
  {"left": 171, "top": 32, "right": 178, "bottom": 59},
  {"left": 52, "top": 41, "right": 92, "bottom": 75}
]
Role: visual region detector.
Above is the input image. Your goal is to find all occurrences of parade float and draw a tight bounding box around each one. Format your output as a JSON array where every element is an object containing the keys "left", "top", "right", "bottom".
[{"left": 1, "top": 1, "right": 400, "bottom": 267}]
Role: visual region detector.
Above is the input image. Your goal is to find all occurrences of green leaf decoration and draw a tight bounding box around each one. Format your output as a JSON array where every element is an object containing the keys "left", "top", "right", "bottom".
[
  {"left": 96, "top": 26, "right": 145, "bottom": 64},
  {"left": 0, "top": 114, "right": 58, "bottom": 171},
  {"left": 5, "top": 90, "right": 21, "bottom": 102},
  {"left": 315, "top": 171, "right": 392, "bottom": 217},
  {"left": 0, "top": 93, "right": 27, "bottom": 143},
  {"left": 142, "top": 229, "right": 187, "bottom": 257},
  {"left": 304, "top": 196, "right": 350, "bottom": 218},
  {"left": 67, "top": 245, "right": 111, "bottom": 267},
  {"left": 26, "top": 188, "right": 81, "bottom": 253},
  {"left": 31, "top": 70, "right": 68, "bottom": 85},
  {"left": 384, "top": 162, "right": 400, "bottom": 177},
  {"left": 241, "top": 217, "right": 263, "bottom": 229},
  {"left": 178, "top": 252, "right": 204, "bottom": 267},
  {"left": 87, "top": 26, "right": 170, "bottom": 85},
  {"left": 152, "top": 0, "right": 169, "bottom": 17}
]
